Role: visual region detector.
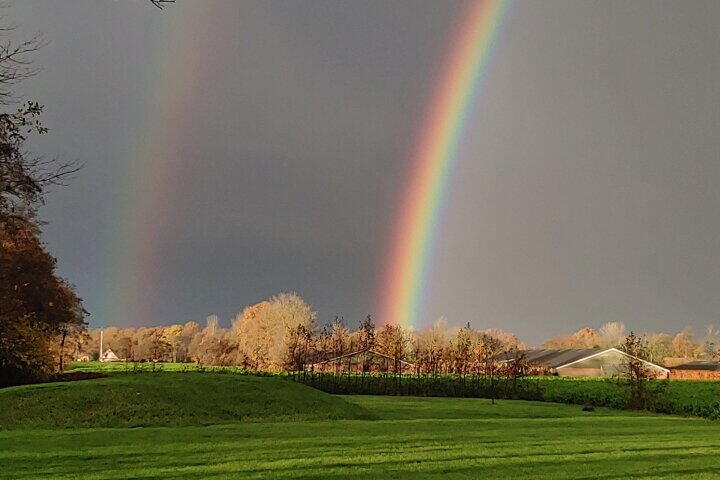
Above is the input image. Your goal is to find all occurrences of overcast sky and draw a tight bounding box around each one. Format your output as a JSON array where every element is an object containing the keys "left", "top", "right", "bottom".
[{"left": 11, "top": 0, "right": 720, "bottom": 343}]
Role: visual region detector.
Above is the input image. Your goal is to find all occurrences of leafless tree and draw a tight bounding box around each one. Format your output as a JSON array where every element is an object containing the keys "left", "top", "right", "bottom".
[
  {"left": 0, "top": 14, "right": 79, "bottom": 222},
  {"left": 476, "top": 334, "right": 504, "bottom": 404},
  {"left": 618, "top": 332, "right": 666, "bottom": 410},
  {"left": 598, "top": 322, "right": 627, "bottom": 348}
]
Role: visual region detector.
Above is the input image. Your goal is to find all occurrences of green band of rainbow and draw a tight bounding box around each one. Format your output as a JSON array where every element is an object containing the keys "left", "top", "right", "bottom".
[{"left": 378, "top": 0, "right": 509, "bottom": 328}]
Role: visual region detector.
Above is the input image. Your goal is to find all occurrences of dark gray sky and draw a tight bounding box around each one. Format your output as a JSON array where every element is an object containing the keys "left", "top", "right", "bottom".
[{"left": 11, "top": 1, "right": 720, "bottom": 344}]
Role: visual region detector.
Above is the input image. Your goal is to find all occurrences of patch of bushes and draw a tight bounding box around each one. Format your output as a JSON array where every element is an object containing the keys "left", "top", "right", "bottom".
[
  {"left": 290, "top": 372, "right": 720, "bottom": 420},
  {"left": 289, "top": 371, "right": 543, "bottom": 401}
]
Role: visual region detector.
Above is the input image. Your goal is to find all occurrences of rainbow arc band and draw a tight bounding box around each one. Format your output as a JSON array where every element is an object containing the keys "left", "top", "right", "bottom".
[{"left": 378, "top": 0, "right": 509, "bottom": 328}]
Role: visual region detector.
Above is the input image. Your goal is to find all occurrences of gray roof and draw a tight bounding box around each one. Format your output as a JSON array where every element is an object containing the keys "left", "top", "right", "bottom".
[
  {"left": 672, "top": 360, "right": 720, "bottom": 371},
  {"left": 501, "top": 349, "right": 604, "bottom": 368},
  {"left": 499, "top": 348, "right": 669, "bottom": 372},
  {"left": 313, "top": 349, "right": 416, "bottom": 367}
]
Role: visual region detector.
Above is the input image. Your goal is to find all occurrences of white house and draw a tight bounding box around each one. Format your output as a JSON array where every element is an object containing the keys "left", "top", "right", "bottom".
[{"left": 100, "top": 348, "right": 120, "bottom": 362}]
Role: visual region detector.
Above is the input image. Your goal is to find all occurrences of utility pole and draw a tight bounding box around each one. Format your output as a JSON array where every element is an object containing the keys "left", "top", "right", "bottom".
[{"left": 99, "top": 329, "right": 104, "bottom": 362}]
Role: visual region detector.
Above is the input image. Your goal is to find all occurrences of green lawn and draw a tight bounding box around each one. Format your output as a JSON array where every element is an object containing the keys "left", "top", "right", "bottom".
[{"left": 2, "top": 375, "right": 720, "bottom": 479}]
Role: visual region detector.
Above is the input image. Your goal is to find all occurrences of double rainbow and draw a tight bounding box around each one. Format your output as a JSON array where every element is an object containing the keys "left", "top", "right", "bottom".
[{"left": 378, "top": 0, "right": 509, "bottom": 328}]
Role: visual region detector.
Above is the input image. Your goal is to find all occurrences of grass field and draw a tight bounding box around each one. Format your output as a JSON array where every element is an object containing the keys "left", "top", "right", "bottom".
[{"left": 2, "top": 374, "right": 720, "bottom": 479}]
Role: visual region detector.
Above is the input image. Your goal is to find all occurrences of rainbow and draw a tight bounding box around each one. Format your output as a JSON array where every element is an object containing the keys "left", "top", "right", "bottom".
[
  {"left": 378, "top": 0, "right": 510, "bottom": 328},
  {"left": 102, "top": 3, "right": 211, "bottom": 326}
]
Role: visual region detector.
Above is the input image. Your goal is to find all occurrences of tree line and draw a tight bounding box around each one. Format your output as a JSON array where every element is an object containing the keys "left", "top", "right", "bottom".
[
  {"left": 543, "top": 322, "right": 720, "bottom": 364},
  {"left": 59, "top": 292, "right": 720, "bottom": 375},
  {"left": 62, "top": 292, "right": 526, "bottom": 373}
]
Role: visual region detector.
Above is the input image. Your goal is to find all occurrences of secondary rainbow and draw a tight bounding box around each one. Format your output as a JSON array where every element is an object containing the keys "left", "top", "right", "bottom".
[
  {"left": 378, "top": 0, "right": 509, "bottom": 328},
  {"left": 102, "top": 3, "right": 212, "bottom": 326}
]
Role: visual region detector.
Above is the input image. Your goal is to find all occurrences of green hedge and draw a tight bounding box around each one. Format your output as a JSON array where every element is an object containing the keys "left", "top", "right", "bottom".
[{"left": 290, "top": 372, "right": 720, "bottom": 419}]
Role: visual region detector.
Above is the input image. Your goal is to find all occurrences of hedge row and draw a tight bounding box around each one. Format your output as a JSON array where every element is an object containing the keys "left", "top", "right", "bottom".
[{"left": 289, "top": 372, "right": 720, "bottom": 419}]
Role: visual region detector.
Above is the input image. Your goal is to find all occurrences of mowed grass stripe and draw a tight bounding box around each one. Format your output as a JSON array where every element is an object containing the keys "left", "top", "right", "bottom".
[
  {"left": 3, "top": 412, "right": 720, "bottom": 478},
  {"left": 3, "top": 428, "right": 720, "bottom": 480}
]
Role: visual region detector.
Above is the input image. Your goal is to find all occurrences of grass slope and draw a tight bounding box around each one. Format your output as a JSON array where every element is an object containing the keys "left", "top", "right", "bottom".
[
  {"left": 2, "top": 395, "right": 720, "bottom": 479},
  {"left": 0, "top": 373, "right": 371, "bottom": 428}
]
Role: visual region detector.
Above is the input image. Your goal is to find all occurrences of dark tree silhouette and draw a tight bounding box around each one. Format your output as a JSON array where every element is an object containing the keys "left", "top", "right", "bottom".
[
  {"left": 0, "top": 11, "right": 85, "bottom": 386},
  {"left": 618, "top": 332, "right": 666, "bottom": 410}
]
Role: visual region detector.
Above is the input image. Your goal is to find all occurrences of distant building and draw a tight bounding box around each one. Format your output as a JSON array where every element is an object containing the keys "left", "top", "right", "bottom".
[
  {"left": 311, "top": 349, "right": 416, "bottom": 373},
  {"left": 670, "top": 361, "right": 720, "bottom": 380},
  {"left": 499, "top": 348, "right": 669, "bottom": 378},
  {"left": 100, "top": 348, "right": 121, "bottom": 362}
]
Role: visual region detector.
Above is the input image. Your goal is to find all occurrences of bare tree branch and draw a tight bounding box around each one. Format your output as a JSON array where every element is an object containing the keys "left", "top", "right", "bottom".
[{"left": 150, "top": 0, "right": 175, "bottom": 9}]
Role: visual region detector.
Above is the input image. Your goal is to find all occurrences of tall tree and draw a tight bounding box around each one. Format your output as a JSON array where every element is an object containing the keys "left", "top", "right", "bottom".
[
  {"left": 0, "top": 219, "right": 84, "bottom": 385},
  {"left": 0, "top": 9, "right": 85, "bottom": 385},
  {"left": 375, "top": 324, "right": 407, "bottom": 373},
  {"left": 618, "top": 332, "right": 665, "bottom": 410}
]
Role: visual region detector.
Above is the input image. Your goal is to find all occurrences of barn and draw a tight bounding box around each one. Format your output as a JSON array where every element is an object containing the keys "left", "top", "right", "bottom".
[
  {"left": 669, "top": 361, "right": 720, "bottom": 380},
  {"left": 501, "top": 348, "right": 669, "bottom": 378},
  {"left": 100, "top": 348, "right": 121, "bottom": 363},
  {"left": 311, "top": 349, "right": 416, "bottom": 373}
]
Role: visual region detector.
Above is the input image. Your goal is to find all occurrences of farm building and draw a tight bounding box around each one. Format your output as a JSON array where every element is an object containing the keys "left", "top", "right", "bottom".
[
  {"left": 100, "top": 348, "right": 120, "bottom": 362},
  {"left": 670, "top": 361, "right": 720, "bottom": 380},
  {"left": 311, "top": 349, "right": 416, "bottom": 373},
  {"left": 500, "top": 348, "right": 669, "bottom": 378}
]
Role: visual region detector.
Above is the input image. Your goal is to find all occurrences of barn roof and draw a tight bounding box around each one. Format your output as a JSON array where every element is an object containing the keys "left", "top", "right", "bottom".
[
  {"left": 500, "top": 348, "right": 669, "bottom": 372},
  {"left": 526, "top": 349, "right": 603, "bottom": 368},
  {"left": 312, "top": 349, "right": 416, "bottom": 368},
  {"left": 499, "top": 349, "right": 603, "bottom": 368},
  {"left": 672, "top": 360, "right": 720, "bottom": 371}
]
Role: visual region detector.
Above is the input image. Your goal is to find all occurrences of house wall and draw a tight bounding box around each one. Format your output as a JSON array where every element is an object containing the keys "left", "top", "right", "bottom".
[
  {"left": 670, "top": 369, "right": 720, "bottom": 380},
  {"left": 555, "top": 350, "right": 668, "bottom": 378},
  {"left": 556, "top": 367, "right": 603, "bottom": 377}
]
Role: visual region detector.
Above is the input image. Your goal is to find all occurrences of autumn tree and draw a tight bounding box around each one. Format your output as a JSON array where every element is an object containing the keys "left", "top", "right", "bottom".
[
  {"left": 672, "top": 328, "right": 698, "bottom": 359},
  {"left": 355, "top": 315, "right": 376, "bottom": 351},
  {"left": 702, "top": 325, "right": 720, "bottom": 360},
  {"left": 161, "top": 325, "right": 184, "bottom": 362},
  {"left": 475, "top": 334, "right": 504, "bottom": 404},
  {"left": 286, "top": 323, "right": 313, "bottom": 371},
  {"left": 353, "top": 315, "right": 376, "bottom": 372},
  {"left": 646, "top": 332, "right": 673, "bottom": 364},
  {"left": 0, "top": 219, "right": 84, "bottom": 385},
  {"left": 329, "top": 316, "right": 351, "bottom": 358},
  {"left": 235, "top": 293, "right": 316, "bottom": 371},
  {"left": 415, "top": 318, "right": 448, "bottom": 374},
  {"left": 375, "top": 324, "right": 408, "bottom": 373},
  {"left": 0, "top": 10, "right": 85, "bottom": 385},
  {"left": 451, "top": 323, "right": 474, "bottom": 375},
  {"left": 544, "top": 327, "right": 600, "bottom": 349},
  {"left": 598, "top": 322, "right": 627, "bottom": 348}
]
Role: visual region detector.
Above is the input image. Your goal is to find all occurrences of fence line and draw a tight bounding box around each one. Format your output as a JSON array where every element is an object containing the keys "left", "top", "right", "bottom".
[{"left": 288, "top": 370, "right": 543, "bottom": 401}]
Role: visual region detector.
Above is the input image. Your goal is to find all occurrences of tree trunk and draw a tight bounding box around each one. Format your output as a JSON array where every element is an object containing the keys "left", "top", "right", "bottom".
[{"left": 58, "top": 328, "right": 68, "bottom": 372}]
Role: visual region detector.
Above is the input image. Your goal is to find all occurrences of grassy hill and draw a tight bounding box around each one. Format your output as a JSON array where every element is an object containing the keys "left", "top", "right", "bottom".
[
  {"left": 0, "top": 373, "right": 372, "bottom": 429},
  {"left": 2, "top": 395, "right": 720, "bottom": 479}
]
